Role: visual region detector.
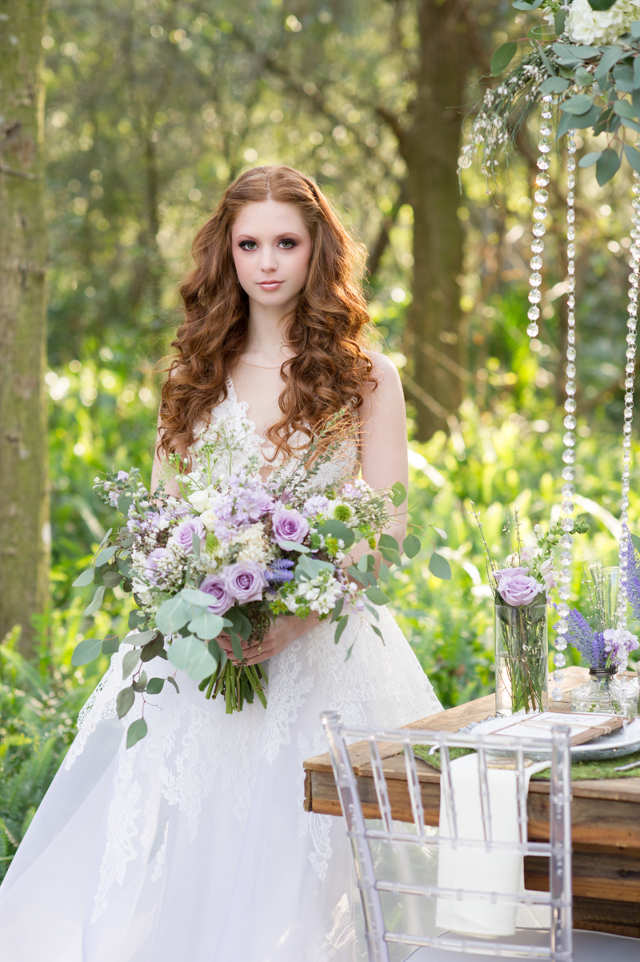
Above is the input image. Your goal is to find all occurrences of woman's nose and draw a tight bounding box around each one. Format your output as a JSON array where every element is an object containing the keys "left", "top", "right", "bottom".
[{"left": 260, "top": 247, "right": 278, "bottom": 271}]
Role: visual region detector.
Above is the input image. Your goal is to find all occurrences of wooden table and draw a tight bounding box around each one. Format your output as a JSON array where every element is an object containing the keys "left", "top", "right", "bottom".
[{"left": 303, "top": 667, "right": 640, "bottom": 939}]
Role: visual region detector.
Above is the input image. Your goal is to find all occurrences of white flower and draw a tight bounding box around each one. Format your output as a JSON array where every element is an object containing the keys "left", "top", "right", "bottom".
[
  {"left": 566, "top": 0, "right": 640, "bottom": 45},
  {"left": 199, "top": 508, "right": 218, "bottom": 530},
  {"left": 188, "top": 488, "right": 211, "bottom": 512}
]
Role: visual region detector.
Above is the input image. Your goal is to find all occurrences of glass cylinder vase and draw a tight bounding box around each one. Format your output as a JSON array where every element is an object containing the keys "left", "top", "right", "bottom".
[{"left": 495, "top": 600, "right": 548, "bottom": 716}]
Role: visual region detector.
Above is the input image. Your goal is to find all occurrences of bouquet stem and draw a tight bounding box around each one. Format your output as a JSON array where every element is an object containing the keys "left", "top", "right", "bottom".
[{"left": 199, "top": 659, "right": 268, "bottom": 713}]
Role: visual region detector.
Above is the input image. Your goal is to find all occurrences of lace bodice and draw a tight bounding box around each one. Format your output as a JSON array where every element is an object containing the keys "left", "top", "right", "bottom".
[{"left": 189, "top": 375, "right": 360, "bottom": 489}]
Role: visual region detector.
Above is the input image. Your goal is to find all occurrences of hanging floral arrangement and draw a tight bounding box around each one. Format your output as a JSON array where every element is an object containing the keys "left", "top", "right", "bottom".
[{"left": 459, "top": 0, "right": 640, "bottom": 695}]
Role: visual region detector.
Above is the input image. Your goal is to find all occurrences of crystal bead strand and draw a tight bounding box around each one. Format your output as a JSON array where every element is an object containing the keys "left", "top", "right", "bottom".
[
  {"left": 617, "top": 173, "right": 640, "bottom": 628},
  {"left": 526, "top": 95, "right": 553, "bottom": 340},
  {"left": 552, "top": 128, "right": 578, "bottom": 698}
]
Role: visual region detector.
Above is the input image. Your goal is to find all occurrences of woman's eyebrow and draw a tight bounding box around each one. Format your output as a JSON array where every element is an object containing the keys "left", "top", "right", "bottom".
[{"left": 235, "top": 231, "right": 303, "bottom": 240}]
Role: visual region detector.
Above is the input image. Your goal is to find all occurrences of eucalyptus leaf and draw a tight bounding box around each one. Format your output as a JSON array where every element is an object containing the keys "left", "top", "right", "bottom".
[
  {"left": 378, "top": 533, "right": 400, "bottom": 551},
  {"left": 540, "top": 77, "right": 569, "bottom": 94},
  {"left": 578, "top": 150, "right": 602, "bottom": 168},
  {"left": 102, "top": 636, "right": 120, "bottom": 655},
  {"left": 188, "top": 609, "right": 224, "bottom": 640},
  {"left": 123, "top": 628, "right": 158, "bottom": 646},
  {"left": 140, "top": 633, "right": 165, "bottom": 662},
  {"left": 122, "top": 648, "right": 140, "bottom": 679},
  {"left": 632, "top": 21, "right": 640, "bottom": 39},
  {"left": 614, "top": 63, "right": 636, "bottom": 92},
  {"left": 95, "top": 544, "right": 118, "bottom": 567},
  {"left": 390, "top": 482, "right": 406, "bottom": 507},
  {"left": 181, "top": 586, "right": 220, "bottom": 607},
  {"left": 334, "top": 615, "right": 348, "bottom": 644},
  {"left": 72, "top": 566, "right": 94, "bottom": 588},
  {"left": 560, "top": 93, "right": 594, "bottom": 115},
  {"left": 71, "top": 637, "right": 103, "bottom": 666},
  {"left": 126, "top": 718, "right": 148, "bottom": 749},
  {"left": 128, "top": 609, "right": 146, "bottom": 629},
  {"left": 587, "top": 0, "right": 619, "bottom": 9},
  {"left": 596, "top": 147, "right": 621, "bottom": 185},
  {"left": 595, "top": 46, "right": 626, "bottom": 86},
  {"left": 429, "top": 552, "right": 452, "bottom": 580},
  {"left": 403, "top": 534, "right": 421, "bottom": 558},
  {"left": 613, "top": 99, "right": 640, "bottom": 120},
  {"left": 116, "top": 686, "right": 135, "bottom": 718},
  {"left": 132, "top": 671, "right": 148, "bottom": 692},
  {"left": 365, "top": 586, "right": 390, "bottom": 606},
  {"left": 167, "top": 634, "right": 218, "bottom": 682},
  {"left": 225, "top": 607, "right": 252, "bottom": 640},
  {"left": 318, "top": 519, "right": 355, "bottom": 547},
  {"left": 156, "top": 595, "right": 191, "bottom": 634},
  {"left": 490, "top": 41, "right": 517, "bottom": 77},
  {"left": 573, "top": 67, "right": 593, "bottom": 87},
  {"left": 146, "top": 677, "right": 165, "bottom": 695},
  {"left": 624, "top": 143, "right": 640, "bottom": 174},
  {"left": 513, "top": 0, "right": 544, "bottom": 10},
  {"left": 101, "top": 568, "right": 122, "bottom": 587},
  {"left": 634, "top": 56, "right": 640, "bottom": 90},
  {"left": 83, "top": 584, "right": 105, "bottom": 616},
  {"left": 167, "top": 675, "right": 180, "bottom": 694},
  {"left": 275, "top": 538, "right": 311, "bottom": 553}
]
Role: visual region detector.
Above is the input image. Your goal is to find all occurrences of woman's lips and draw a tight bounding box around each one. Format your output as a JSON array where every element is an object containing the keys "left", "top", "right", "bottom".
[{"left": 258, "top": 280, "right": 283, "bottom": 290}]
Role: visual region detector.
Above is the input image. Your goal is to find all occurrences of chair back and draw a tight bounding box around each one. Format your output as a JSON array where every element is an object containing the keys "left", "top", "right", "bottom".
[{"left": 321, "top": 711, "right": 573, "bottom": 962}]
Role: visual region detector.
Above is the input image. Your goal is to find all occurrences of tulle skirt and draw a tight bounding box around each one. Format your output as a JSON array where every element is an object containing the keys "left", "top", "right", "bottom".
[{"left": 0, "top": 608, "right": 441, "bottom": 961}]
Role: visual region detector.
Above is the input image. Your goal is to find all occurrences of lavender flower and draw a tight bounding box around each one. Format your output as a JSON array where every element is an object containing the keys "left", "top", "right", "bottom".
[
  {"left": 267, "top": 558, "right": 295, "bottom": 584},
  {"left": 224, "top": 561, "right": 268, "bottom": 603},
  {"left": 623, "top": 537, "right": 640, "bottom": 621},
  {"left": 272, "top": 506, "right": 309, "bottom": 548},
  {"left": 200, "top": 574, "right": 234, "bottom": 616}
]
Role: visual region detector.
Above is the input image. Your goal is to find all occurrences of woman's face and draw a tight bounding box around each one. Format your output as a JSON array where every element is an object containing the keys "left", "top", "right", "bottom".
[{"left": 230, "top": 199, "right": 312, "bottom": 311}]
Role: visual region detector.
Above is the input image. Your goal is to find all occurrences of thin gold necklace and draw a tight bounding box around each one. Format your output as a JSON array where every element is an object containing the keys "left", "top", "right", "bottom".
[{"left": 237, "top": 355, "right": 292, "bottom": 370}]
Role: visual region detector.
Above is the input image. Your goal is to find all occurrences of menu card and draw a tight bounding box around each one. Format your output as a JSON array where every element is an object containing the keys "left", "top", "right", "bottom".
[{"left": 490, "top": 711, "right": 623, "bottom": 746}]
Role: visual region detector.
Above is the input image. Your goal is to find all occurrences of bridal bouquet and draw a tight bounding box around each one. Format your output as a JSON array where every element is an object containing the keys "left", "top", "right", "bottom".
[{"left": 72, "top": 407, "right": 425, "bottom": 747}]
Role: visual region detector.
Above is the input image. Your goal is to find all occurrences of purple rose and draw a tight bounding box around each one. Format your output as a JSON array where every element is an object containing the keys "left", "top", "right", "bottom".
[
  {"left": 496, "top": 569, "right": 544, "bottom": 607},
  {"left": 272, "top": 506, "right": 309, "bottom": 548},
  {"left": 173, "top": 518, "right": 206, "bottom": 553},
  {"left": 144, "top": 547, "right": 167, "bottom": 584},
  {"left": 200, "top": 574, "right": 234, "bottom": 616},
  {"left": 224, "top": 561, "right": 268, "bottom": 603}
]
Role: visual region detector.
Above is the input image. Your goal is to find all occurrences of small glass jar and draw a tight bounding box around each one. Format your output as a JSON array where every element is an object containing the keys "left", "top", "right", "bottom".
[
  {"left": 571, "top": 667, "right": 618, "bottom": 714},
  {"left": 495, "top": 599, "right": 548, "bottom": 716}
]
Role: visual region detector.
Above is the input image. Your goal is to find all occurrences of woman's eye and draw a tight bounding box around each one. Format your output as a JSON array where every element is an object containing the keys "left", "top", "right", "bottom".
[
  {"left": 239, "top": 240, "right": 257, "bottom": 251},
  {"left": 279, "top": 238, "right": 296, "bottom": 249}
]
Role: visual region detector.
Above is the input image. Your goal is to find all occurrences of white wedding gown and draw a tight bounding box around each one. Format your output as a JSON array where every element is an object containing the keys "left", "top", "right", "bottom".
[{"left": 0, "top": 384, "right": 441, "bottom": 961}]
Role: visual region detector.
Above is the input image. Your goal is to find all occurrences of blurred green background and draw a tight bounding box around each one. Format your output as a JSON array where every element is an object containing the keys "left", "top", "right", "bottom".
[{"left": 2, "top": 0, "right": 640, "bottom": 876}]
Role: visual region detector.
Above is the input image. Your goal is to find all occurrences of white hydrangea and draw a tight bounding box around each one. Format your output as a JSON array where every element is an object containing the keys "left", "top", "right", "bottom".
[{"left": 566, "top": 0, "right": 640, "bottom": 45}]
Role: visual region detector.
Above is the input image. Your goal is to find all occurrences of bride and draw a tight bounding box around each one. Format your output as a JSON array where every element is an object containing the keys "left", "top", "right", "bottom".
[{"left": 0, "top": 164, "right": 441, "bottom": 961}]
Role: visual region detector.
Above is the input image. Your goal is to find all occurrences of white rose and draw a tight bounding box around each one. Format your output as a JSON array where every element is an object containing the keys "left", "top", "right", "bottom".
[
  {"left": 566, "top": 0, "right": 640, "bottom": 45},
  {"left": 199, "top": 508, "right": 218, "bottom": 530},
  {"left": 188, "top": 489, "right": 211, "bottom": 512}
]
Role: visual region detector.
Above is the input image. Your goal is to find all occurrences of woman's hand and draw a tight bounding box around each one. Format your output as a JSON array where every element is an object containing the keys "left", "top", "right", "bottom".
[{"left": 217, "top": 612, "right": 321, "bottom": 666}]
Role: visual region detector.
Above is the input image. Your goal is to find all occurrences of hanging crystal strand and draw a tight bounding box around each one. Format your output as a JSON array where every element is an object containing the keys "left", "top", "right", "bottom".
[
  {"left": 552, "top": 128, "right": 578, "bottom": 700},
  {"left": 527, "top": 94, "right": 553, "bottom": 340},
  {"left": 617, "top": 173, "right": 640, "bottom": 629}
]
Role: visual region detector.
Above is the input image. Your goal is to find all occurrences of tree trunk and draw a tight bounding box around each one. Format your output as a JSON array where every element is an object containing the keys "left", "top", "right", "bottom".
[
  {"left": 403, "top": 0, "right": 475, "bottom": 439},
  {"left": 0, "top": 0, "right": 50, "bottom": 656}
]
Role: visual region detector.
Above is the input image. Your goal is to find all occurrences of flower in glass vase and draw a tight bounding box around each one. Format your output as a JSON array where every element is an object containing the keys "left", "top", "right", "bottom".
[{"left": 568, "top": 564, "right": 639, "bottom": 714}]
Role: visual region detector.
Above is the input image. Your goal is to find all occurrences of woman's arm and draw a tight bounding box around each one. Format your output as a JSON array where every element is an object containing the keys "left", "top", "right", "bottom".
[{"left": 343, "top": 350, "right": 409, "bottom": 569}]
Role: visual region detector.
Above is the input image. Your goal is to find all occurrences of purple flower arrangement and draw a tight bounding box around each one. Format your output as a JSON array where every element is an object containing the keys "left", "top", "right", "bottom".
[
  {"left": 73, "top": 411, "right": 421, "bottom": 747},
  {"left": 566, "top": 562, "right": 639, "bottom": 674}
]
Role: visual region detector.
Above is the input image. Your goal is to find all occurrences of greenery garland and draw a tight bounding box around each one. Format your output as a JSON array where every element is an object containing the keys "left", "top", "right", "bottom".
[{"left": 460, "top": 0, "right": 640, "bottom": 186}]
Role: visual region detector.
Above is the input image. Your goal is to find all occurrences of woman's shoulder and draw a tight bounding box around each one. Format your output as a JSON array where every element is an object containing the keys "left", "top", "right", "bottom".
[{"left": 361, "top": 349, "right": 404, "bottom": 400}]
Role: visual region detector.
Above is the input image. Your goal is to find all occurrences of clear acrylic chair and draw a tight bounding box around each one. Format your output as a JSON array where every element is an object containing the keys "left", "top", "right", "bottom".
[{"left": 321, "top": 711, "right": 637, "bottom": 962}]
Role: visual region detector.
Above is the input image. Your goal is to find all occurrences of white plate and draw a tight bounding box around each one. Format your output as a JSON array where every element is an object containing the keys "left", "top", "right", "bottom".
[{"left": 569, "top": 717, "right": 640, "bottom": 761}]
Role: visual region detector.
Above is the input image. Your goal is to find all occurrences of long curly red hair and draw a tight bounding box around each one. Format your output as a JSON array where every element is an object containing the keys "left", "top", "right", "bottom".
[{"left": 158, "top": 164, "right": 377, "bottom": 465}]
